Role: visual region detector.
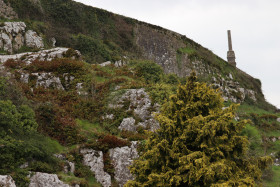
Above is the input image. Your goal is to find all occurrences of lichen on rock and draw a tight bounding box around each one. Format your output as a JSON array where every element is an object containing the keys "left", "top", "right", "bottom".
[
  {"left": 29, "top": 172, "right": 70, "bottom": 187},
  {"left": 0, "top": 175, "right": 16, "bottom": 187},
  {"left": 80, "top": 148, "right": 111, "bottom": 187},
  {"left": 109, "top": 141, "right": 138, "bottom": 187}
]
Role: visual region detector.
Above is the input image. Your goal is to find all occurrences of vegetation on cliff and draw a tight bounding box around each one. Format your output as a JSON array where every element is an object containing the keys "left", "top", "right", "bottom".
[
  {"left": 1, "top": 0, "right": 280, "bottom": 186},
  {"left": 126, "top": 73, "right": 272, "bottom": 186}
]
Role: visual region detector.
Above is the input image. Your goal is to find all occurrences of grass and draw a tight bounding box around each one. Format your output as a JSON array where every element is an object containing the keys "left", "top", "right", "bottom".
[
  {"left": 263, "top": 166, "right": 280, "bottom": 187},
  {"left": 58, "top": 172, "right": 101, "bottom": 187},
  {"left": 237, "top": 103, "right": 272, "bottom": 115},
  {"left": 77, "top": 119, "right": 106, "bottom": 138}
]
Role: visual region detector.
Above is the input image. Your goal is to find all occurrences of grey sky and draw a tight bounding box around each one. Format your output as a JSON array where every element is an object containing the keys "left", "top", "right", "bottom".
[{"left": 74, "top": 0, "right": 280, "bottom": 108}]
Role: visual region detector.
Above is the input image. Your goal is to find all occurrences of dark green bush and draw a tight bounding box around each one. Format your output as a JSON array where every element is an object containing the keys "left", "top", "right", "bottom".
[{"left": 131, "top": 60, "right": 164, "bottom": 84}]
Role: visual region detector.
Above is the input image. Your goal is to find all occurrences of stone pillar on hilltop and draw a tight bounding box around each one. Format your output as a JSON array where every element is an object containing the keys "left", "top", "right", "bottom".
[{"left": 227, "top": 30, "right": 236, "bottom": 66}]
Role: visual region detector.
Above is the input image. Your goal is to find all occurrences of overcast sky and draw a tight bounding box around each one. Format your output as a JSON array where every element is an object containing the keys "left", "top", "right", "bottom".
[{"left": 74, "top": 0, "right": 280, "bottom": 108}]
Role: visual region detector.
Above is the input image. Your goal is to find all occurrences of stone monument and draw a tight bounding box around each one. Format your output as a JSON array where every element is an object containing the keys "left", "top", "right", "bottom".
[{"left": 227, "top": 30, "right": 236, "bottom": 66}]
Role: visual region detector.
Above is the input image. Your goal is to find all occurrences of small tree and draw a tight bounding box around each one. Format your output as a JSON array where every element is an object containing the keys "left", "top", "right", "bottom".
[{"left": 125, "top": 72, "right": 272, "bottom": 186}]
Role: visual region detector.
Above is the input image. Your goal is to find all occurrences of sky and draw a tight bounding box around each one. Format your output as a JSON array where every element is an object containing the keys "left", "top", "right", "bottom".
[{"left": 74, "top": 0, "right": 280, "bottom": 108}]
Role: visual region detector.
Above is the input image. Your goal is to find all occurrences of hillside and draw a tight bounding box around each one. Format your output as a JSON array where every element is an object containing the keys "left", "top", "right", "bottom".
[{"left": 0, "top": 0, "right": 280, "bottom": 186}]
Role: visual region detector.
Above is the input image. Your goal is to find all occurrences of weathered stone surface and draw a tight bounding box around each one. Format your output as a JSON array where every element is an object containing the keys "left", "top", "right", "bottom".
[
  {"left": 35, "top": 72, "right": 64, "bottom": 90},
  {"left": 25, "top": 30, "right": 44, "bottom": 49},
  {"left": 1, "top": 32, "right": 12, "bottom": 54},
  {"left": 277, "top": 118, "right": 280, "bottom": 123},
  {"left": 80, "top": 149, "right": 111, "bottom": 187},
  {"left": 0, "top": 0, "right": 18, "bottom": 19},
  {"left": 29, "top": 172, "right": 70, "bottom": 187},
  {"left": 100, "top": 61, "right": 112, "bottom": 67},
  {"left": 3, "top": 22, "right": 26, "bottom": 36},
  {"left": 135, "top": 24, "right": 189, "bottom": 77},
  {"left": 14, "top": 33, "right": 25, "bottom": 51},
  {"left": 51, "top": 37, "right": 56, "bottom": 47},
  {"left": 0, "top": 47, "right": 81, "bottom": 64},
  {"left": 211, "top": 74, "right": 257, "bottom": 103},
  {"left": 109, "top": 141, "right": 138, "bottom": 187},
  {"left": 0, "top": 175, "right": 16, "bottom": 187},
  {"left": 0, "top": 22, "right": 45, "bottom": 54},
  {"left": 123, "top": 89, "right": 152, "bottom": 120},
  {"left": 110, "top": 88, "right": 160, "bottom": 132},
  {"left": 119, "top": 117, "right": 136, "bottom": 132},
  {"left": 18, "top": 72, "right": 64, "bottom": 90}
]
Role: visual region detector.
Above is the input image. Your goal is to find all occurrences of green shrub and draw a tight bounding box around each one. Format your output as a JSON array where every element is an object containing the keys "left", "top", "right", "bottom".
[
  {"left": 131, "top": 60, "right": 164, "bottom": 84},
  {"left": 146, "top": 83, "right": 176, "bottom": 105},
  {"left": 241, "top": 124, "right": 263, "bottom": 155}
]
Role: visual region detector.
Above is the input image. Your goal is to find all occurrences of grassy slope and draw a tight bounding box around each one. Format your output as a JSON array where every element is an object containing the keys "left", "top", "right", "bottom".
[{"left": 1, "top": 0, "right": 280, "bottom": 185}]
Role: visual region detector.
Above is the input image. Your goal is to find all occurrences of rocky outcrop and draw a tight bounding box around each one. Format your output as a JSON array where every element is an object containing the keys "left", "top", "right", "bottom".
[
  {"left": 0, "top": 22, "right": 43, "bottom": 54},
  {"left": 211, "top": 74, "right": 257, "bottom": 103},
  {"left": 25, "top": 30, "right": 44, "bottom": 49},
  {"left": 0, "top": 47, "right": 81, "bottom": 64},
  {"left": 135, "top": 24, "right": 188, "bottom": 77},
  {"left": 119, "top": 117, "right": 136, "bottom": 132},
  {"left": 80, "top": 149, "right": 111, "bottom": 187},
  {"left": 99, "top": 60, "right": 128, "bottom": 67},
  {"left": 35, "top": 72, "right": 64, "bottom": 90},
  {"left": 109, "top": 141, "right": 138, "bottom": 187},
  {"left": 0, "top": 0, "right": 18, "bottom": 19},
  {"left": 29, "top": 172, "right": 70, "bottom": 187},
  {"left": 0, "top": 175, "right": 16, "bottom": 187},
  {"left": 109, "top": 88, "right": 160, "bottom": 132}
]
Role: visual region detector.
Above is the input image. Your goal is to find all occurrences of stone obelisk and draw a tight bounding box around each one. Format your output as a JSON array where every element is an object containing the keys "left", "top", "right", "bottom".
[{"left": 227, "top": 30, "right": 236, "bottom": 66}]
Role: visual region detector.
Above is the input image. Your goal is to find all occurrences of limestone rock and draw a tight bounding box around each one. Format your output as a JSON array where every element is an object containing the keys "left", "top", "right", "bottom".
[
  {"left": 25, "top": 30, "right": 44, "bottom": 49},
  {"left": 110, "top": 88, "right": 160, "bottom": 132},
  {"left": 0, "top": 47, "right": 81, "bottom": 64},
  {"left": 109, "top": 141, "right": 138, "bottom": 187},
  {"left": 51, "top": 37, "right": 56, "bottom": 47},
  {"left": 3, "top": 22, "right": 26, "bottom": 36},
  {"left": 80, "top": 149, "right": 111, "bottom": 187},
  {"left": 29, "top": 172, "right": 70, "bottom": 187},
  {"left": 277, "top": 118, "right": 280, "bottom": 123},
  {"left": 0, "top": 175, "right": 16, "bottom": 187},
  {"left": 0, "top": 0, "right": 18, "bottom": 19},
  {"left": 34, "top": 72, "right": 64, "bottom": 90},
  {"left": 119, "top": 117, "right": 136, "bottom": 132},
  {"left": 122, "top": 89, "right": 152, "bottom": 120},
  {"left": 100, "top": 61, "right": 111, "bottom": 67},
  {"left": 14, "top": 33, "right": 25, "bottom": 51},
  {"left": 19, "top": 72, "right": 65, "bottom": 90},
  {"left": 1, "top": 32, "right": 12, "bottom": 54}
]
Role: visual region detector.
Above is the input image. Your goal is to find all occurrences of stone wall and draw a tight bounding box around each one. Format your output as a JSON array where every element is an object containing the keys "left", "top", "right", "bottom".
[
  {"left": 135, "top": 24, "right": 192, "bottom": 77},
  {"left": 0, "top": 0, "right": 18, "bottom": 19}
]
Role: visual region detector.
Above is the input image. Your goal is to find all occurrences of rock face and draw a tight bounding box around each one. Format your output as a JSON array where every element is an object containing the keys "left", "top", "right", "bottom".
[
  {"left": 0, "top": 0, "right": 18, "bottom": 19},
  {"left": 135, "top": 23, "right": 262, "bottom": 104},
  {"left": 0, "top": 22, "right": 44, "bottom": 54},
  {"left": 25, "top": 30, "right": 44, "bottom": 49},
  {"left": 0, "top": 175, "right": 16, "bottom": 187},
  {"left": 29, "top": 172, "right": 70, "bottom": 187},
  {"left": 35, "top": 72, "right": 65, "bottom": 90},
  {"left": 0, "top": 47, "right": 81, "bottom": 64},
  {"left": 80, "top": 149, "right": 111, "bottom": 187},
  {"left": 135, "top": 24, "right": 188, "bottom": 77},
  {"left": 119, "top": 117, "right": 136, "bottom": 132},
  {"left": 110, "top": 88, "right": 160, "bottom": 132},
  {"left": 109, "top": 141, "right": 138, "bottom": 187},
  {"left": 211, "top": 74, "right": 257, "bottom": 103}
]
